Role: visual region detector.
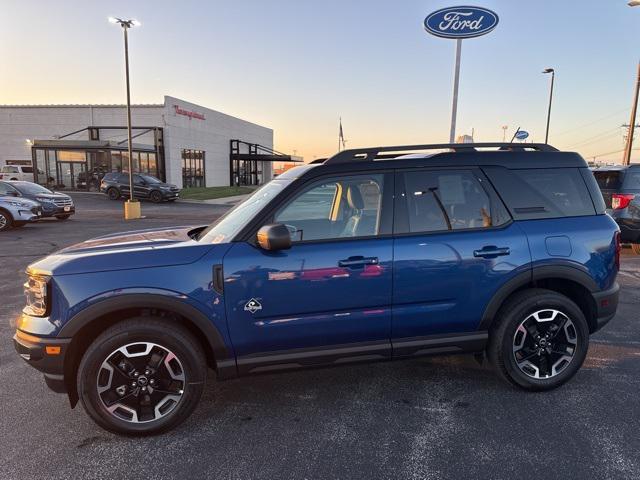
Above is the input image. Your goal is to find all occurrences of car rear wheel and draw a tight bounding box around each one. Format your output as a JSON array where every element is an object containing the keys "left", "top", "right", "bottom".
[
  {"left": 107, "top": 188, "right": 120, "bottom": 200},
  {"left": 77, "top": 318, "right": 206, "bottom": 435},
  {"left": 0, "top": 209, "right": 13, "bottom": 231},
  {"left": 149, "top": 190, "right": 163, "bottom": 203},
  {"left": 631, "top": 243, "right": 640, "bottom": 255},
  {"left": 487, "top": 288, "right": 589, "bottom": 391}
]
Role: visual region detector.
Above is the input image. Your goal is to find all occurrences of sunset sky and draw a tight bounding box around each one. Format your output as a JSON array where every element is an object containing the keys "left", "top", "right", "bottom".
[{"left": 1, "top": 0, "right": 638, "bottom": 163}]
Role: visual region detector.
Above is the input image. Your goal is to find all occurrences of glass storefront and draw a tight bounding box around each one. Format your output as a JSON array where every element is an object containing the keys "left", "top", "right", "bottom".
[
  {"left": 33, "top": 148, "right": 158, "bottom": 191},
  {"left": 232, "top": 159, "right": 263, "bottom": 186},
  {"left": 182, "top": 149, "right": 205, "bottom": 188}
]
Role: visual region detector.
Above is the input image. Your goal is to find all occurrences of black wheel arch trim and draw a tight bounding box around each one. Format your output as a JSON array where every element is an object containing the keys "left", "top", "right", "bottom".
[
  {"left": 59, "top": 294, "right": 234, "bottom": 373},
  {"left": 479, "top": 265, "right": 600, "bottom": 330}
]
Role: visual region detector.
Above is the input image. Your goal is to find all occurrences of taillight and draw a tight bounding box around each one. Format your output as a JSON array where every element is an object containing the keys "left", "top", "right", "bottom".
[
  {"left": 615, "top": 231, "right": 621, "bottom": 271},
  {"left": 611, "top": 193, "right": 635, "bottom": 210}
]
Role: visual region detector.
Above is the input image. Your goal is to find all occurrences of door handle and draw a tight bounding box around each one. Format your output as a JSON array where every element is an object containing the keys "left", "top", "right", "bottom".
[
  {"left": 338, "top": 256, "right": 379, "bottom": 268},
  {"left": 473, "top": 246, "right": 511, "bottom": 259}
]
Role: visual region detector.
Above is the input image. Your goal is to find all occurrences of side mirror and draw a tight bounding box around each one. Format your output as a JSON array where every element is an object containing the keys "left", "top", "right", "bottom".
[{"left": 256, "top": 223, "right": 292, "bottom": 251}]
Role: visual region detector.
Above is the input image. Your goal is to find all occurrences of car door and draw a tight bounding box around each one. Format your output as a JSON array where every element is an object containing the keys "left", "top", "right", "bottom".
[
  {"left": 391, "top": 168, "right": 531, "bottom": 356},
  {"left": 222, "top": 172, "right": 394, "bottom": 374},
  {"left": 133, "top": 175, "right": 150, "bottom": 199}
]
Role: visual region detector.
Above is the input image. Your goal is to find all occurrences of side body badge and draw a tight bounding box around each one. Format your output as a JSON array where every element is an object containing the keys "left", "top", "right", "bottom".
[{"left": 244, "top": 298, "right": 262, "bottom": 314}]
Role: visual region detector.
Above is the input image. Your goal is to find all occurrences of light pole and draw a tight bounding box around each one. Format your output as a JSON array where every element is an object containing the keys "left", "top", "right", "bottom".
[
  {"left": 623, "top": 1, "right": 640, "bottom": 165},
  {"left": 109, "top": 17, "right": 141, "bottom": 219},
  {"left": 543, "top": 68, "right": 555, "bottom": 144}
]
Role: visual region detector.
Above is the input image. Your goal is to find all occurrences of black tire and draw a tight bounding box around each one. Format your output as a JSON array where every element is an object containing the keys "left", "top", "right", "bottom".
[
  {"left": 149, "top": 190, "right": 163, "bottom": 203},
  {"left": 631, "top": 243, "right": 640, "bottom": 255},
  {"left": 13, "top": 222, "right": 26, "bottom": 228},
  {"left": 0, "top": 209, "right": 13, "bottom": 231},
  {"left": 77, "top": 317, "right": 207, "bottom": 435},
  {"left": 487, "top": 288, "right": 589, "bottom": 391},
  {"left": 55, "top": 215, "right": 71, "bottom": 220},
  {"left": 107, "top": 188, "right": 120, "bottom": 200}
]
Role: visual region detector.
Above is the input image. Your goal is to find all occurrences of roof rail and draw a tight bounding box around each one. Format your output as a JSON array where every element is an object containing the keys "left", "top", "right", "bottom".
[{"left": 324, "top": 142, "right": 559, "bottom": 165}]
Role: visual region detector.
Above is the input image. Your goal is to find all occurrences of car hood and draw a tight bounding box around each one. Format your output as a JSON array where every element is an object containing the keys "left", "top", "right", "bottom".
[
  {"left": 28, "top": 225, "right": 215, "bottom": 276},
  {"left": 29, "top": 192, "right": 71, "bottom": 201}
]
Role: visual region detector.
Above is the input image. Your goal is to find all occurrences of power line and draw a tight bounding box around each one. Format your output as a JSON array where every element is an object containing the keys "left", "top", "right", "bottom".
[
  {"left": 564, "top": 127, "right": 622, "bottom": 149},
  {"left": 552, "top": 107, "right": 628, "bottom": 137}
]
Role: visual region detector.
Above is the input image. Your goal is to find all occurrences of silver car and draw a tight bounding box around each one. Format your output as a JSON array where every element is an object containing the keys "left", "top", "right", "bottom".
[{"left": 0, "top": 194, "right": 42, "bottom": 231}]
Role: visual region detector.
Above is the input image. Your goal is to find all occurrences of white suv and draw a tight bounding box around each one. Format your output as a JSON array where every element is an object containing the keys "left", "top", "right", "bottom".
[{"left": 0, "top": 165, "right": 34, "bottom": 181}]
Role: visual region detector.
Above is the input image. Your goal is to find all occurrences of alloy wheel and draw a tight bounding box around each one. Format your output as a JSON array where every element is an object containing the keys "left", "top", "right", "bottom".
[
  {"left": 0, "top": 213, "right": 7, "bottom": 230},
  {"left": 97, "top": 342, "right": 186, "bottom": 423},
  {"left": 512, "top": 309, "right": 577, "bottom": 379}
]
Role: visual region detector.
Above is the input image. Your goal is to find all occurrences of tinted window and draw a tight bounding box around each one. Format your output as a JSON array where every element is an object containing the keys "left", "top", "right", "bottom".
[
  {"left": 593, "top": 171, "right": 622, "bottom": 189},
  {"left": 0, "top": 182, "right": 19, "bottom": 195},
  {"left": 21, "top": 167, "right": 34, "bottom": 173},
  {"left": 274, "top": 174, "right": 384, "bottom": 242},
  {"left": 623, "top": 170, "right": 640, "bottom": 190},
  {"left": 400, "top": 169, "right": 505, "bottom": 233},
  {"left": 484, "top": 167, "right": 595, "bottom": 219}
]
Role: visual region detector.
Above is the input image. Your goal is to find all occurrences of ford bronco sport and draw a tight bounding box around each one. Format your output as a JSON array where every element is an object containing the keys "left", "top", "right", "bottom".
[{"left": 14, "top": 143, "right": 620, "bottom": 434}]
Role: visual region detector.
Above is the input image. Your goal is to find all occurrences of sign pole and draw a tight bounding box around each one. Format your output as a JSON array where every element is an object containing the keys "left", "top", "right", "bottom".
[{"left": 449, "top": 38, "right": 462, "bottom": 143}]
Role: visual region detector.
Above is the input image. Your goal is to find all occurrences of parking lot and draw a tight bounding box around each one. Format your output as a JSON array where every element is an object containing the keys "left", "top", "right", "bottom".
[{"left": 1, "top": 193, "right": 639, "bottom": 480}]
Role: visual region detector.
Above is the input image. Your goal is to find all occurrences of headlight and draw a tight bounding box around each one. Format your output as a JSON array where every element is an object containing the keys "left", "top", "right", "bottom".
[
  {"left": 23, "top": 275, "right": 49, "bottom": 317},
  {"left": 35, "top": 196, "right": 54, "bottom": 203},
  {"left": 7, "top": 201, "right": 32, "bottom": 208}
]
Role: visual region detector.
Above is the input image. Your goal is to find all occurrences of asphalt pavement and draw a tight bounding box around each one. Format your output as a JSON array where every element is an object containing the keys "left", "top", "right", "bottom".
[{"left": 1, "top": 193, "right": 639, "bottom": 480}]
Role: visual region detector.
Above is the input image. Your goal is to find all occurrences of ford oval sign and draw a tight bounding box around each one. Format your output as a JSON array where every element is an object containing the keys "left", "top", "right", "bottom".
[{"left": 424, "top": 6, "right": 499, "bottom": 39}]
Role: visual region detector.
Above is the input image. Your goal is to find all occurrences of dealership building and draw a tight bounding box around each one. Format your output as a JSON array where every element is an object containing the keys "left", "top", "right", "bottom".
[{"left": 0, "top": 96, "right": 292, "bottom": 190}]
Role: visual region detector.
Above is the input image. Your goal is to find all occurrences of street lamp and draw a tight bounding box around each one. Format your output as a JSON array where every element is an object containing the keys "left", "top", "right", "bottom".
[
  {"left": 542, "top": 68, "right": 555, "bottom": 144},
  {"left": 623, "top": 1, "right": 640, "bottom": 165},
  {"left": 109, "top": 17, "right": 141, "bottom": 219}
]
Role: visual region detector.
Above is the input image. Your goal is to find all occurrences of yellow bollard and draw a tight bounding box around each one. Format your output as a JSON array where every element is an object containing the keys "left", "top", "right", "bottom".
[{"left": 124, "top": 200, "right": 142, "bottom": 220}]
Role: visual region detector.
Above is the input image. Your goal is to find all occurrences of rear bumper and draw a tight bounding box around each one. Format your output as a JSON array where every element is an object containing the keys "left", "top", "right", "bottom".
[
  {"left": 13, "top": 329, "right": 70, "bottom": 393},
  {"left": 592, "top": 282, "right": 620, "bottom": 332}
]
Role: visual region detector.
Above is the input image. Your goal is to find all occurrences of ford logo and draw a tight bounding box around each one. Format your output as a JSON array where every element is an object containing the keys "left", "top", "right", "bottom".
[{"left": 424, "top": 6, "right": 499, "bottom": 39}]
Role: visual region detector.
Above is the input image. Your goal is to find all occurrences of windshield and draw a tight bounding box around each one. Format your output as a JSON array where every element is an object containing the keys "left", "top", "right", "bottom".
[
  {"left": 15, "top": 183, "right": 53, "bottom": 195},
  {"left": 139, "top": 174, "right": 162, "bottom": 184},
  {"left": 197, "top": 180, "right": 288, "bottom": 243}
]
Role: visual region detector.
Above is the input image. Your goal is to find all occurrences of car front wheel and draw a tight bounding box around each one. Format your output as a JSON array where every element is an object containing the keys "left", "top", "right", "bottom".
[
  {"left": 56, "top": 215, "right": 71, "bottom": 220},
  {"left": 0, "top": 210, "right": 13, "bottom": 231},
  {"left": 487, "top": 289, "right": 589, "bottom": 391},
  {"left": 149, "top": 190, "right": 163, "bottom": 203},
  {"left": 77, "top": 318, "right": 206, "bottom": 435}
]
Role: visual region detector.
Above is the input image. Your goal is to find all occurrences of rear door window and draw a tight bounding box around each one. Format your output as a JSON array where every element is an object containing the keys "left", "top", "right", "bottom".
[
  {"left": 484, "top": 167, "right": 596, "bottom": 219},
  {"left": 396, "top": 169, "right": 509, "bottom": 234}
]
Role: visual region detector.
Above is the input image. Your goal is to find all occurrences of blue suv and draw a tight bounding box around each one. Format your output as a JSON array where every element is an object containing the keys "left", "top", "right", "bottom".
[{"left": 14, "top": 143, "right": 620, "bottom": 434}]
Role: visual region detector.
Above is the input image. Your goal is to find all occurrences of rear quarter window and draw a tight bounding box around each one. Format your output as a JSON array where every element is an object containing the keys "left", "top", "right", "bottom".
[
  {"left": 483, "top": 167, "right": 596, "bottom": 220},
  {"left": 622, "top": 170, "right": 640, "bottom": 191}
]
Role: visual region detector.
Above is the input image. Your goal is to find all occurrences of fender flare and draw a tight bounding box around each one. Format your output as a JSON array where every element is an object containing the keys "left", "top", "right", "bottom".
[
  {"left": 59, "top": 293, "right": 234, "bottom": 373},
  {"left": 479, "top": 265, "right": 599, "bottom": 330}
]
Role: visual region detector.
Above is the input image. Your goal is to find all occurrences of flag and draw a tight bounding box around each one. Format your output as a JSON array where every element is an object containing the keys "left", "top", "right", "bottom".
[{"left": 339, "top": 117, "right": 346, "bottom": 151}]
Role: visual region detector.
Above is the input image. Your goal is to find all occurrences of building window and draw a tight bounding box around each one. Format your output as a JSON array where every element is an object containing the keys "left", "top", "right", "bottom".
[{"left": 182, "top": 149, "right": 205, "bottom": 188}]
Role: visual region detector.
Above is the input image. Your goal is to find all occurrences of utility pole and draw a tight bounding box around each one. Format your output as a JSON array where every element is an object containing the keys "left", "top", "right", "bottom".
[
  {"left": 501, "top": 125, "right": 508, "bottom": 142},
  {"left": 623, "top": 61, "right": 640, "bottom": 165}
]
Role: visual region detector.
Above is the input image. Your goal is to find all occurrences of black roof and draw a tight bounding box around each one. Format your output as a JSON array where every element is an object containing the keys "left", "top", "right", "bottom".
[{"left": 303, "top": 143, "right": 587, "bottom": 179}]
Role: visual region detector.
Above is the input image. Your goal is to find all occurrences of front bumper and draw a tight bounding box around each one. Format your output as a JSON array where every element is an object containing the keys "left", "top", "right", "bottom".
[
  {"left": 15, "top": 206, "right": 42, "bottom": 222},
  {"left": 161, "top": 190, "right": 180, "bottom": 200},
  {"left": 40, "top": 203, "right": 75, "bottom": 218},
  {"left": 592, "top": 282, "right": 620, "bottom": 332},
  {"left": 13, "top": 329, "right": 71, "bottom": 393}
]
